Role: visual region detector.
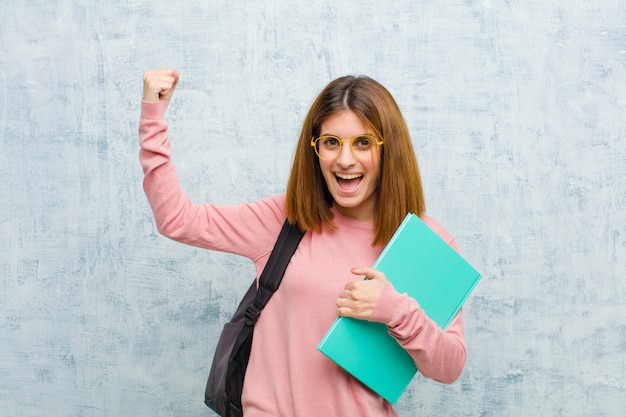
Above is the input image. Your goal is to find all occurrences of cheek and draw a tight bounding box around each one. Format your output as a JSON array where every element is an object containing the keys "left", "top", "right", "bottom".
[
  {"left": 366, "top": 156, "right": 382, "bottom": 177},
  {"left": 318, "top": 160, "right": 335, "bottom": 183},
  {"left": 318, "top": 159, "right": 332, "bottom": 174}
]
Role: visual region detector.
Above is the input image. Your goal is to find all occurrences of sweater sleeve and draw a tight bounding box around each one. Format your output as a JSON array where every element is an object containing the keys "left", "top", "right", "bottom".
[
  {"left": 369, "top": 284, "right": 466, "bottom": 384},
  {"left": 368, "top": 220, "right": 467, "bottom": 384},
  {"left": 138, "top": 99, "right": 286, "bottom": 261}
]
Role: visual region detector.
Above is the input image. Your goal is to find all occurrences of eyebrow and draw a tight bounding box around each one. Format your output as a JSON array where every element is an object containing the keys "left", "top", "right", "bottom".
[{"left": 319, "top": 133, "right": 373, "bottom": 138}]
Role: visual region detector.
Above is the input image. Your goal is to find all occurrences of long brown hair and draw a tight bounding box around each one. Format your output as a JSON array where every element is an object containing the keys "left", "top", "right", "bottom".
[{"left": 286, "top": 76, "right": 425, "bottom": 246}]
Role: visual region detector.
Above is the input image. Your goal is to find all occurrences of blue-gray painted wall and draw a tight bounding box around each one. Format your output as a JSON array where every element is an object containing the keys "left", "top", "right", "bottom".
[{"left": 1, "top": 1, "right": 625, "bottom": 416}]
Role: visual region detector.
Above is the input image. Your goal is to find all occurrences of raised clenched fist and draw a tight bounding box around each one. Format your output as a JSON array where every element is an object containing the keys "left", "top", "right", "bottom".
[{"left": 142, "top": 68, "right": 179, "bottom": 102}]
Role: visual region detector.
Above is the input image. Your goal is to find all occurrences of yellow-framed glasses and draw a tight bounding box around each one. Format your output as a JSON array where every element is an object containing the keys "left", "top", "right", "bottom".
[{"left": 311, "top": 135, "right": 384, "bottom": 160}]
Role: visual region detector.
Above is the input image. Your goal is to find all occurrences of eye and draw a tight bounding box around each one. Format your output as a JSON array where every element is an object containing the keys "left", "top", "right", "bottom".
[
  {"left": 321, "top": 136, "right": 340, "bottom": 148},
  {"left": 353, "top": 136, "right": 374, "bottom": 149}
]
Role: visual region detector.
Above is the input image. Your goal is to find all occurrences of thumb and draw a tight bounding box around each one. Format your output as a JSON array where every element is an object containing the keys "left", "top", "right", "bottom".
[{"left": 351, "top": 266, "right": 384, "bottom": 280}]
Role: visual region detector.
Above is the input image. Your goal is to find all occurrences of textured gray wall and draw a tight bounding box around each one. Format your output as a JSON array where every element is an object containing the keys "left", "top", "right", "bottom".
[{"left": 1, "top": 1, "right": 625, "bottom": 416}]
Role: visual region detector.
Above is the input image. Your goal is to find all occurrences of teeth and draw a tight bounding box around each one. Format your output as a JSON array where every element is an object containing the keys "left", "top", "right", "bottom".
[{"left": 336, "top": 173, "right": 363, "bottom": 180}]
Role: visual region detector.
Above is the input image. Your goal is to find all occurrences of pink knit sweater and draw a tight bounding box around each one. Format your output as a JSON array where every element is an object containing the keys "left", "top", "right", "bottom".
[{"left": 139, "top": 100, "right": 466, "bottom": 416}]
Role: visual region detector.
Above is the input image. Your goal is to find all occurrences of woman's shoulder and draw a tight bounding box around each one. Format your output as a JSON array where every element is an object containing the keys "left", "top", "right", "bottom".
[
  {"left": 251, "top": 194, "right": 287, "bottom": 215},
  {"left": 261, "top": 193, "right": 286, "bottom": 206},
  {"left": 237, "top": 194, "right": 288, "bottom": 232}
]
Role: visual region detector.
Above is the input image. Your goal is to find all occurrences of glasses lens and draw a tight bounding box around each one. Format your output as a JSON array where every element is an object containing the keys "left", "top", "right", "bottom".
[
  {"left": 351, "top": 135, "right": 378, "bottom": 160},
  {"left": 316, "top": 136, "right": 340, "bottom": 160}
]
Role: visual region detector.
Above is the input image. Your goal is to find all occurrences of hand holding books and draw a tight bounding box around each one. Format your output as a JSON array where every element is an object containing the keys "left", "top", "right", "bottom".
[{"left": 335, "top": 266, "right": 389, "bottom": 320}]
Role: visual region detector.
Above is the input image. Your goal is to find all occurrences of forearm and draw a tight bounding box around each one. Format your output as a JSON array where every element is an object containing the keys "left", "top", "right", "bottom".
[
  {"left": 138, "top": 99, "right": 209, "bottom": 244},
  {"left": 370, "top": 284, "right": 466, "bottom": 384}
]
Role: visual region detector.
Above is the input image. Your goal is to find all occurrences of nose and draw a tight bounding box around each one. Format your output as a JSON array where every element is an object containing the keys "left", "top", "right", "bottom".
[{"left": 336, "top": 141, "right": 357, "bottom": 166}]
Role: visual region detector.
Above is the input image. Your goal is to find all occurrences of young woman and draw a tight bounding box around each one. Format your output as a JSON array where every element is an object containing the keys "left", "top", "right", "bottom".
[{"left": 139, "top": 68, "right": 466, "bottom": 416}]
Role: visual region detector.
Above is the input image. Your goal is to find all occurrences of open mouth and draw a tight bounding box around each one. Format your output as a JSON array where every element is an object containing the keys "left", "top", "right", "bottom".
[{"left": 336, "top": 173, "right": 363, "bottom": 191}]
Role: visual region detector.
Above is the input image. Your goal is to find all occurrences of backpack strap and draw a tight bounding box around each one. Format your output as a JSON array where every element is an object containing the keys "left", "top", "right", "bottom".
[{"left": 244, "top": 220, "right": 304, "bottom": 325}]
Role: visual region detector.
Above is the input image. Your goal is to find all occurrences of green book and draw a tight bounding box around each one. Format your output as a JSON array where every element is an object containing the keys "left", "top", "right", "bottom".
[{"left": 317, "top": 213, "right": 481, "bottom": 404}]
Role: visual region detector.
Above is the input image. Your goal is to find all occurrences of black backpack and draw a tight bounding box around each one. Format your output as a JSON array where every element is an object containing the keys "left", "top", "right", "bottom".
[{"left": 204, "top": 220, "right": 304, "bottom": 417}]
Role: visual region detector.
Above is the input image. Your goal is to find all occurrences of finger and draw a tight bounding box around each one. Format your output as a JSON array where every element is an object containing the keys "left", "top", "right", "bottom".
[
  {"left": 147, "top": 76, "right": 176, "bottom": 90},
  {"left": 337, "top": 303, "right": 367, "bottom": 319},
  {"left": 143, "top": 68, "right": 176, "bottom": 79},
  {"left": 351, "top": 266, "right": 379, "bottom": 279},
  {"left": 143, "top": 69, "right": 176, "bottom": 88},
  {"left": 337, "top": 306, "right": 351, "bottom": 317},
  {"left": 336, "top": 297, "right": 351, "bottom": 317},
  {"left": 336, "top": 291, "right": 354, "bottom": 308},
  {"left": 146, "top": 78, "right": 176, "bottom": 92},
  {"left": 150, "top": 73, "right": 178, "bottom": 91},
  {"left": 159, "top": 72, "right": 179, "bottom": 101},
  {"left": 338, "top": 289, "right": 352, "bottom": 299}
]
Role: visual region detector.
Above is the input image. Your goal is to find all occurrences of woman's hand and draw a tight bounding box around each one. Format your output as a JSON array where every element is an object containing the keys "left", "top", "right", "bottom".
[
  {"left": 143, "top": 68, "right": 179, "bottom": 102},
  {"left": 336, "top": 267, "right": 389, "bottom": 320}
]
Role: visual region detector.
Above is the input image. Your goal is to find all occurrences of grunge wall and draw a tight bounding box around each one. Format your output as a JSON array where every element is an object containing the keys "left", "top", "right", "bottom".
[{"left": 1, "top": 1, "right": 624, "bottom": 416}]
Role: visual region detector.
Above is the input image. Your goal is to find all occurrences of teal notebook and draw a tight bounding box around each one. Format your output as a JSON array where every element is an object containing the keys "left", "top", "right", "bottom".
[{"left": 317, "top": 213, "right": 481, "bottom": 404}]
